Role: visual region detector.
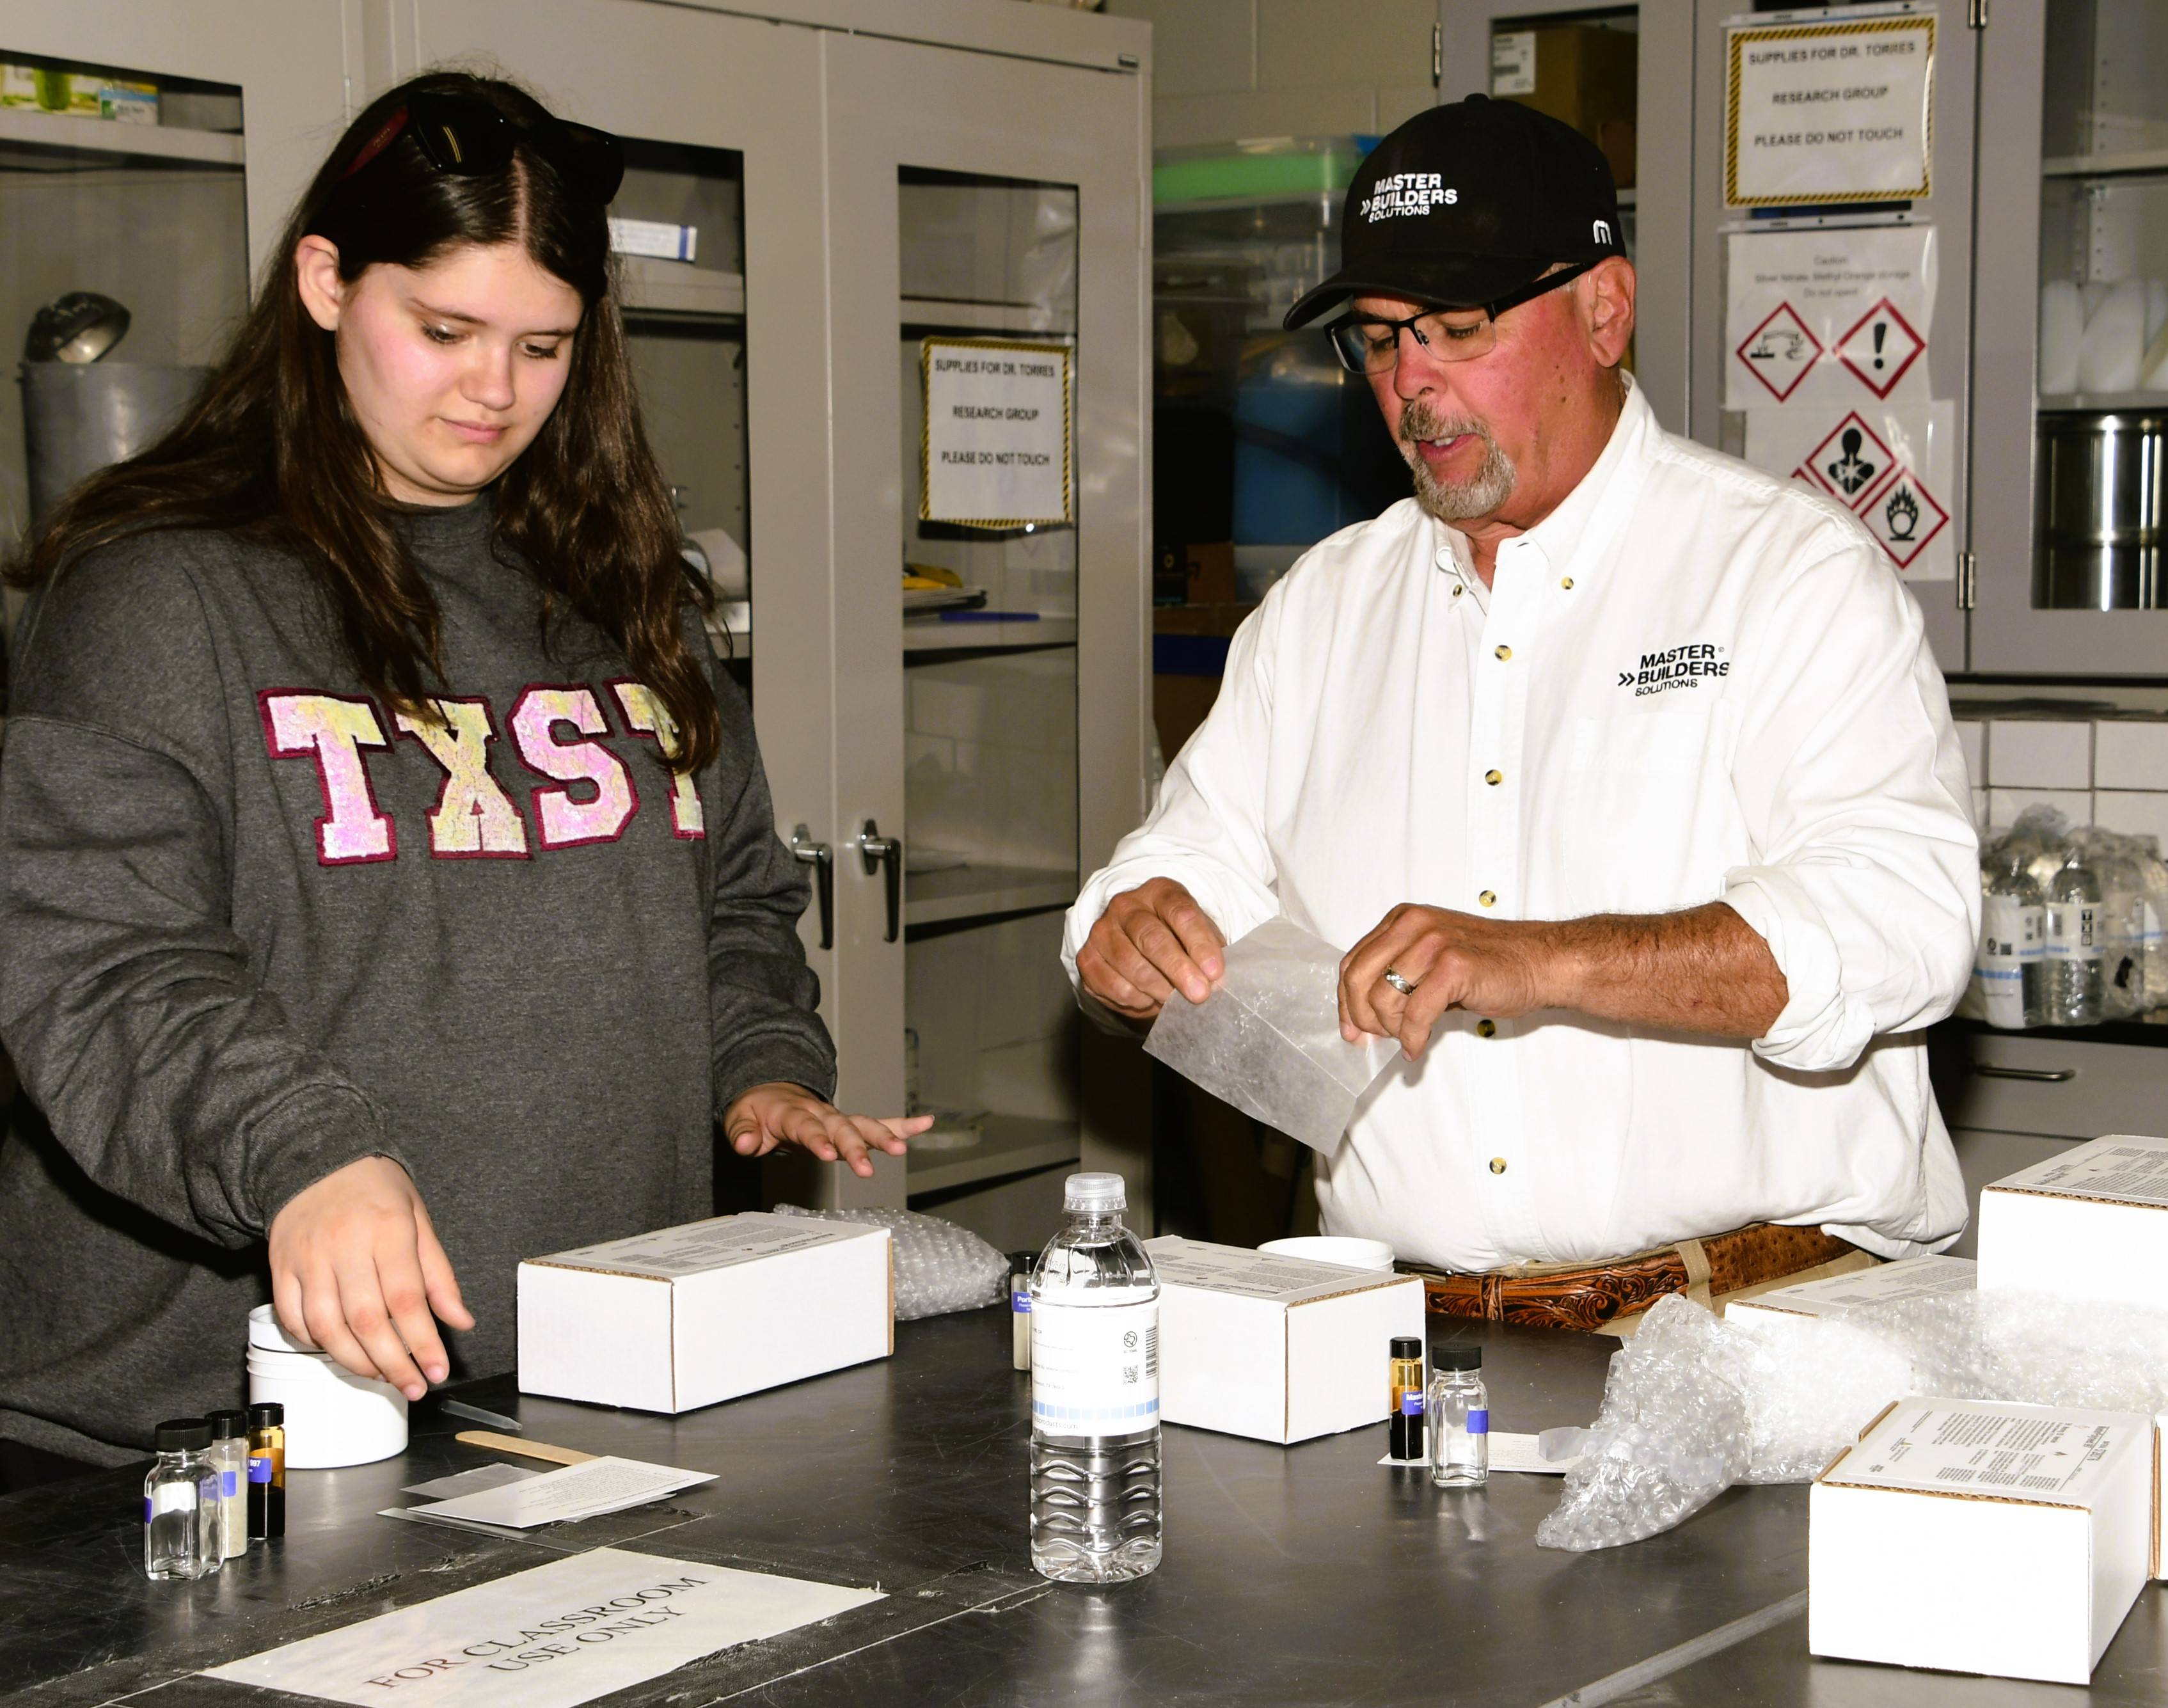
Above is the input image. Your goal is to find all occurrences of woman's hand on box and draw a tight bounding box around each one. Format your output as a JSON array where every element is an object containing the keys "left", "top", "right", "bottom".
[
  {"left": 266, "top": 1155, "right": 475, "bottom": 1401},
  {"left": 724, "top": 1083, "right": 931, "bottom": 1179}
]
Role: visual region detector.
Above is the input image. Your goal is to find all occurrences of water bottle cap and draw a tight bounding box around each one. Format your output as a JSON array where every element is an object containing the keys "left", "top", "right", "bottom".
[
  {"left": 1063, "top": 1171, "right": 1127, "bottom": 1213},
  {"left": 155, "top": 1418, "right": 212, "bottom": 1452}
]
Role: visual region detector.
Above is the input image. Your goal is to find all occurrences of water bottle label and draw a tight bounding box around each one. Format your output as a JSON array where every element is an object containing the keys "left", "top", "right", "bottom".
[
  {"left": 1466, "top": 1408, "right": 1489, "bottom": 1435},
  {"left": 1031, "top": 1296, "right": 1158, "bottom": 1437},
  {"left": 2046, "top": 903, "right": 2101, "bottom": 961},
  {"left": 1976, "top": 899, "right": 2030, "bottom": 1029},
  {"left": 248, "top": 1455, "right": 272, "bottom": 1484}
]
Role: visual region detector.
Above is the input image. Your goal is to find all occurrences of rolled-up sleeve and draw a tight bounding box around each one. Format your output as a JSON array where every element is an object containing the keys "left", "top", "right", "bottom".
[
  {"left": 1063, "top": 597, "right": 1285, "bottom": 1009},
  {"left": 1721, "top": 534, "right": 1980, "bottom": 1073}
]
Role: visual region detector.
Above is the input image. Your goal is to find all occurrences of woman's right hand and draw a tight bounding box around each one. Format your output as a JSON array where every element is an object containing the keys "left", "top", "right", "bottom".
[{"left": 265, "top": 1155, "right": 475, "bottom": 1401}]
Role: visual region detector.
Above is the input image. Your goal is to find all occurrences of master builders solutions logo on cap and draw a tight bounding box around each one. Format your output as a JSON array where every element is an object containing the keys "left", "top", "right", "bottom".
[{"left": 1284, "top": 94, "right": 1625, "bottom": 328}]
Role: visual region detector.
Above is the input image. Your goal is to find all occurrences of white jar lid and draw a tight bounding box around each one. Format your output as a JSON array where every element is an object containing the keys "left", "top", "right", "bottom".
[{"left": 248, "top": 1302, "right": 324, "bottom": 1356}]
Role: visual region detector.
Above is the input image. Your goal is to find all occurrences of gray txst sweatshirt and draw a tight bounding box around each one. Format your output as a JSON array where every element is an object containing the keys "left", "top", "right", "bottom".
[{"left": 0, "top": 498, "right": 835, "bottom": 1462}]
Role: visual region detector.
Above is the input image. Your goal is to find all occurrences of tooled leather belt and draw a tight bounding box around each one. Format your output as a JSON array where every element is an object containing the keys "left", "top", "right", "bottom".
[{"left": 1402, "top": 1223, "right": 1860, "bottom": 1332}]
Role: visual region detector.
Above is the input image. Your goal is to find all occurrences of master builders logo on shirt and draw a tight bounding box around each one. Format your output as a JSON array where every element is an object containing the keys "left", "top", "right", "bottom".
[{"left": 1618, "top": 642, "right": 1730, "bottom": 699}]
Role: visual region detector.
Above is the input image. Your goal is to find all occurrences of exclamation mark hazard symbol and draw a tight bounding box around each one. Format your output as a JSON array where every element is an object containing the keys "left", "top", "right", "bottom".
[{"left": 1872, "top": 322, "right": 1887, "bottom": 370}]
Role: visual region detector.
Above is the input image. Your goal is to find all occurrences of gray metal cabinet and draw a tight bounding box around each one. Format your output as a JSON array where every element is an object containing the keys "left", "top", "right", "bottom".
[{"left": 354, "top": 1, "right": 1153, "bottom": 1229}]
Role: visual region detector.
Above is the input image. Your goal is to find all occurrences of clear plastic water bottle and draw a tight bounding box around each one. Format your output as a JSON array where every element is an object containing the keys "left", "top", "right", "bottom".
[
  {"left": 143, "top": 1418, "right": 221, "bottom": 1581},
  {"left": 2136, "top": 835, "right": 2168, "bottom": 1009},
  {"left": 1427, "top": 1345, "right": 1489, "bottom": 1487},
  {"left": 1977, "top": 840, "right": 2048, "bottom": 1029},
  {"left": 1029, "top": 1171, "right": 1160, "bottom": 1583},
  {"left": 2046, "top": 843, "right": 2105, "bottom": 1025},
  {"left": 2089, "top": 832, "right": 2147, "bottom": 1018}
]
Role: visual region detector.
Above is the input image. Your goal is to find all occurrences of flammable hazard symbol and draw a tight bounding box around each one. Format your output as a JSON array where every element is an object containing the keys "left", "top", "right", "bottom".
[
  {"left": 1734, "top": 301, "right": 1822, "bottom": 402},
  {"left": 1835, "top": 297, "right": 1926, "bottom": 399},
  {"left": 1855, "top": 465, "right": 1950, "bottom": 570},
  {"left": 1807, "top": 413, "right": 1895, "bottom": 503}
]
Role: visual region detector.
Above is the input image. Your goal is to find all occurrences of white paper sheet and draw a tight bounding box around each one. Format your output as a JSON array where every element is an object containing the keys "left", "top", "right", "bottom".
[
  {"left": 1376, "top": 1432, "right": 1580, "bottom": 1475},
  {"left": 203, "top": 1547, "right": 882, "bottom": 1708},
  {"left": 404, "top": 1456, "right": 713, "bottom": 1530},
  {"left": 402, "top": 1464, "right": 541, "bottom": 1500}
]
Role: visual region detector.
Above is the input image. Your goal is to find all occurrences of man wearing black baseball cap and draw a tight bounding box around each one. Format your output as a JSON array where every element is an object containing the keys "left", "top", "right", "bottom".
[{"left": 1066, "top": 97, "right": 1978, "bottom": 1324}]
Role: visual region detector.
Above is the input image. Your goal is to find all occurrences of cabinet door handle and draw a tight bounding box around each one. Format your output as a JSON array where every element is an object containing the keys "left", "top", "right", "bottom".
[
  {"left": 858, "top": 818, "right": 903, "bottom": 943},
  {"left": 1973, "top": 1064, "right": 2078, "bottom": 1083},
  {"left": 790, "top": 824, "right": 834, "bottom": 950}
]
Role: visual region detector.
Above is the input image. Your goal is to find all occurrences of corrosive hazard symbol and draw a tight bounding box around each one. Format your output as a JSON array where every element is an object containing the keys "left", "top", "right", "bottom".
[
  {"left": 1836, "top": 297, "right": 1926, "bottom": 400},
  {"left": 1734, "top": 301, "right": 1821, "bottom": 402}
]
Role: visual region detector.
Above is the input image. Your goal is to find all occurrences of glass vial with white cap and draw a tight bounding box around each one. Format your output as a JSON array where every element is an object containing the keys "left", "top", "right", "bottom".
[{"left": 1028, "top": 1171, "right": 1161, "bottom": 1583}]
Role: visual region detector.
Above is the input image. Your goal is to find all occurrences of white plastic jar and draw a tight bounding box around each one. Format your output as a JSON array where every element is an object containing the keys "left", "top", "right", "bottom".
[{"left": 245, "top": 1305, "right": 408, "bottom": 1468}]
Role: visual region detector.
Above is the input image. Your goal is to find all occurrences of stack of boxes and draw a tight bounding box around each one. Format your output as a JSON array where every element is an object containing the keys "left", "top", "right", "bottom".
[{"left": 1959, "top": 711, "right": 2168, "bottom": 846}]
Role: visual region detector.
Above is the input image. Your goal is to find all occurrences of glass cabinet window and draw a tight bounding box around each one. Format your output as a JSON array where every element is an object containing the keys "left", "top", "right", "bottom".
[
  {"left": 2035, "top": 0, "right": 2168, "bottom": 609},
  {"left": 1, "top": 54, "right": 247, "bottom": 645},
  {"left": 896, "top": 166, "right": 1084, "bottom": 1226},
  {"left": 612, "top": 139, "right": 750, "bottom": 690}
]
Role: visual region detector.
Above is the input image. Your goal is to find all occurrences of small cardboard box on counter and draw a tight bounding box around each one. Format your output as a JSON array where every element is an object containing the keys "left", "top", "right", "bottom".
[
  {"left": 519, "top": 1213, "right": 891, "bottom": 1414},
  {"left": 1810, "top": 1398, "right": 2154, "bottom": 1685},
  {"left": 1976, "top": 1133, "right": 2168, "bottom": 1306},
  {"left": 1724, "top": 1254, "right": 1975, "bottom": 1351},
  {"left": 1144, "top": 1237, "right": 1424, "bottom": 1444}
]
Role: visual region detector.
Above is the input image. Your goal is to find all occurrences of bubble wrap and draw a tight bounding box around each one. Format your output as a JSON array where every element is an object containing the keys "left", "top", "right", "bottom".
[
  {"left": 770, "top": 1204, "right": 1007, "bottom": 1320},
  {"left": 1535, "top": 1289, "right": 2168, "bottom": 1553},
  {"left": 1143, "top": 917, "right": 1396, "bottom": 1152}
]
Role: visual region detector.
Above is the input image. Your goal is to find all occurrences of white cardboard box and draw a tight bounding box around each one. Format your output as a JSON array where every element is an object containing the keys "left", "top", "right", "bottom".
[
  {"left": 1725, "top": 1254, "right": 1975, "bottom": 1351},
  {"left": 1986, "top": 719, "right": 2092, "bottom": 789},
  {"left": 1810, "top": 1397, "right": 2153, "bottom": 1684},
  {"left": 1144, "top": 1237, "right": 1425, "bottom": 1444},
  {"left": 1976, "top": 1133, "right": 2168, "bottom": 1307},
  {"left": 518, "top": 1213, "right": 891, "bottom": 1414}
]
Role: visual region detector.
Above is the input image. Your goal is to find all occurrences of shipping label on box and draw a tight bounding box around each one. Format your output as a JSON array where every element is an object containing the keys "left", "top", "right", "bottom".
[
  {"left": 1977, "top": 1133, "right": 2168, "bottom": 1306},
  {"left": 519, "top": 1213, "right": 891, "bottom": 1414},
  {"left": 1812, "top": 1398, "right": 2153, "bottom": 1684},
  {"left": 1145, "top": 1237, "right": 1424, "bottom": 1445}
]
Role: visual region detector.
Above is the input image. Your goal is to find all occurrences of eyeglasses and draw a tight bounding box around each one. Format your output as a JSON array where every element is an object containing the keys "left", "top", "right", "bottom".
[
  {"left": 1323, "top": 260, "right": 1599, "bottom": 375},
  {"left": 341, "top": 91, "right": 624, "bottom": 206}
]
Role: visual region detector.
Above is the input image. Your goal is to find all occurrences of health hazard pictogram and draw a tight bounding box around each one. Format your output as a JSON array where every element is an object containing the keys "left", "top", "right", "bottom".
[
  {"left": 1855, "top": 466, "right": 1949, "bottom": 570},
  {"left": 1835, "top": 297, "right": 1925, "bottom": 399},
  {"left": 1734, "top": 302, "right": 1822, "bottom": 402},
  {"left": 1807, "top": 413, "right": 1895, "bottom": 502}
]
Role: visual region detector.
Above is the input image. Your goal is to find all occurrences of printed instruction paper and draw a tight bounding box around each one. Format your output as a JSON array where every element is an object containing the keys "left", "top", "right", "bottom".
[
  {"left": 404, "top": 1457, "right": 713, "bottom": 1530},
  {"left": 1826, "top": 1403, "right": 2141, "bottom": 1506},
  {"left": 203, "top": 1547, "right": 882, "bottom": 1708},
  {"left": 1991, "top": 1135, "right": 2168, "bottom": 1207},
  {"left": 534, "top": 1213, "right": 866, "bottom": 1279}
]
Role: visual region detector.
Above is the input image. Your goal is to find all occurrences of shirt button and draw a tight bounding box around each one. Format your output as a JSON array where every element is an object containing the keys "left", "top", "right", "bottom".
[
  {"left": 1489, "top": 1157, "right": 1508, "bottom": 1174},
  {"left": 1452, "top": 583, "right": 1464, "bottom": 597},
  {"left": 1478, "top": 889, "right": 1496, "bottom": 907},
  {"left": 1494, "top": 644, "right": 1512, "bottom": 661},
  {"left": 1484, "top": 769, "right": 1503, "bottom": 786},
  {"left": 1561, "top": 576, "right": 1574, "bottom": 590},
  {"left": 1476, "top": 1019, "right": 1497, "bottom": 1038}
]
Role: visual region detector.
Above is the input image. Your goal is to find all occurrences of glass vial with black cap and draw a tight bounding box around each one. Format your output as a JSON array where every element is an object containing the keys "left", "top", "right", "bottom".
[
  {"left": 1388, "top": 1336, "right": 1427, "bottom": 1462},
  {"left": 207, "top": 1409, "right": 251, "bottom": 1560},
  {"left": 1428, "top": 1345, "right": 1489, "bottom": 1487},
  {"left": 1008, "top": 1251, "right": 1036, "bottom": 1372},
  {"left": 248, "top": 1402, "right": 286, "bottom": 1540},
  {"left": 144, "top": 1418, "right": 222, "bottom": 1581}
]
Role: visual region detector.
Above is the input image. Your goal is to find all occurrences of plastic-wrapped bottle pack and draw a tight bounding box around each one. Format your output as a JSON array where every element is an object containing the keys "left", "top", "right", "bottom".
[
  {"left": 771, "top": 1203, "right": 1008, "bottom": 1320},
  {"left": 1535, "top": 1288, "right": 2168, "bottom": 1553}
]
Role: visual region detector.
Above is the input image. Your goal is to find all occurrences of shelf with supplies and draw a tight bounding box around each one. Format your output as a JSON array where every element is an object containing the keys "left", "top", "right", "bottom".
[
  {"left": 903, "top": 860, "right": 1075, "bottom": 929},
  {"left": 2041, "top": 148, "right": 2168, "bottom": 180},
  {"left": 904, "top": 1112, "right": 1080, "bottom": 1197},
  {"left": 0, "top": 106, "right": 243, "bottom": 166},
  {"left": 617, "top": 258, "right": 744, "bottom": 318},
  {"left": 899, "top": 297, "right": 1074, "bottom": 336},
  {"left": 903, "top": 615, "right": 1076, "bottom": 656}
]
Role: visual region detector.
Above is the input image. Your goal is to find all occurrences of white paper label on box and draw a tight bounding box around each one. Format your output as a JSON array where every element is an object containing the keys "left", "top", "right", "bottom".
[
  {"left": 1992, "top": 1137, "right": 2168, "bottom": 1207},
  {"left": 1724, "top": 17, "right": 1935, "bottom": 207},
  {"left": 534, "top": 1214, "right": 864, "bottom": 1279},
  {"left": 919, "top": 337, "right": 1072, "bottom": 528},
  {"left": 1745, "top": 1254, "right": 1975, "bottom": 1317},
  {"left": 1031, "top": 1295, "right": 1158, "bottom": 1437},
  {"left": 1146, "top": 1238, "right": 1388, "bottom": 1303},
  {"left": 201, "top": 1547, "right": 882, "bottom": 1708},
  {"left": 1828, "top": 1404, "right": 2139, "bottom": 1506},
  {"left": 1490, "top": 30, "right": 1536, "bottom": 96}
]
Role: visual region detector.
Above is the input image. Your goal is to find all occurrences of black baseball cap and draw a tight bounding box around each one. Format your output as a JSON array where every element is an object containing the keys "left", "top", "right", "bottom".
[{"left": 1284, "top": 94, "right": 1624, "bottom": 329}]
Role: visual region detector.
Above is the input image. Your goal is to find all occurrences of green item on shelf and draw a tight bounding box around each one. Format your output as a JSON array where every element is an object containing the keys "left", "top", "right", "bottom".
[{"left": 1152, "top": 137, "right": 1373, "bottom": 208}]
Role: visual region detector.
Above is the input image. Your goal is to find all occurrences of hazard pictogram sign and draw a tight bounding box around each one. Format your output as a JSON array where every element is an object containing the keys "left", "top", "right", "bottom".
[
  {"left": 1807, "top": 413, "right": 1895, "bottom": 502},
  {"left": 1734, "top": 301, "right": 1823, "bottom": 402},
  {"left": 1791, "top": 463, "right": 1832, "bottom": 495},
  {"left": 1835, "top": 297, "right": 1926, "bottom": 399},
  {"left": 1855, "top": 465, "right": 1949, "bottom": 570}
]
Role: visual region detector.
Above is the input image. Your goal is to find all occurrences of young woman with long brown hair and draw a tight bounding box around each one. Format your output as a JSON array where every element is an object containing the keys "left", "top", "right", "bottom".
[{"left": 0, "top": 72, "right": 919, "bottom": 1482}]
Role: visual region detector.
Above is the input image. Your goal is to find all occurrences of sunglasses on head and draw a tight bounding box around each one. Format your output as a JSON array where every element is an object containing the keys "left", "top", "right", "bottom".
[{"left": 342, "top": 91, "right": 624, "bottom": 206}]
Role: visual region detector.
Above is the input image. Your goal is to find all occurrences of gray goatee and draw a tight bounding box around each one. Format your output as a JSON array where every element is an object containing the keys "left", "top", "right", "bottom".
[{"left": 1398, "top": 401, "right": 1515, "bottom": 521}]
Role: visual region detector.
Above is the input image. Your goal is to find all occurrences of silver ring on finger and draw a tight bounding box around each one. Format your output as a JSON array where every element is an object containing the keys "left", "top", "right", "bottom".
[{"left": 1382, "top": 967, "right": 1418, "bottom": 997}]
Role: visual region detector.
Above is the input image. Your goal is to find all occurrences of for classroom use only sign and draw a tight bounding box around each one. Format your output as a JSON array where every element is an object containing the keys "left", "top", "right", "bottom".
[{"left": 1725, "top": 12, "right": 1935, "bottom": 207}]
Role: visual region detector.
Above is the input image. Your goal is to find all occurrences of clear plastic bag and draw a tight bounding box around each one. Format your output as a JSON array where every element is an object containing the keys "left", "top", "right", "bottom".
[
  {"left": 1535, "top": 1288, "right": 2168, "bottom": 1553},
  {"left": 1143, "top": 917, "right": 1397, "bottom": 1152},
  {"left": 770, "top": 1204, "right": 1007, "bottom": 1321}
]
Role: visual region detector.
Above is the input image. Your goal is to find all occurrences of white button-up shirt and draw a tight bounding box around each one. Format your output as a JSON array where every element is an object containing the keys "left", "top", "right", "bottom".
[{"left": 1066, "top": 381, "right": 1980, "bottom": 1269}]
